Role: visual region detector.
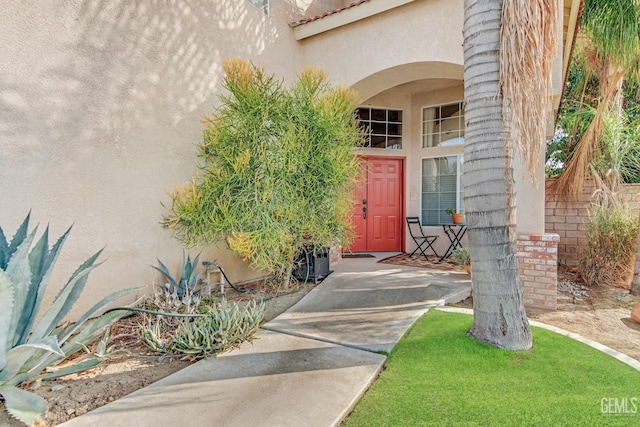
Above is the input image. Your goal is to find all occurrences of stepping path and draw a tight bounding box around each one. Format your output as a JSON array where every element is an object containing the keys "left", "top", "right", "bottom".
[{"left": 60, "top": 254, "right": 471, "bottom": 427}]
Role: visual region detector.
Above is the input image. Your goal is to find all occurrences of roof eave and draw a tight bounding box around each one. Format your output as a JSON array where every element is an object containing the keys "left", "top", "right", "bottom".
[{"left": 290, "top": 0, "right": 416, "bottom": 41}]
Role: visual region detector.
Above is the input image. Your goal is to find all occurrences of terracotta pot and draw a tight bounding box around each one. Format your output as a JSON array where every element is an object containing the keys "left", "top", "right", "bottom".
[
  {"left": 463, "top": 264, "right": 471, "bottom": 275},
  {"left": 452, "top": 213, "right": 464, "bottom": 224}
]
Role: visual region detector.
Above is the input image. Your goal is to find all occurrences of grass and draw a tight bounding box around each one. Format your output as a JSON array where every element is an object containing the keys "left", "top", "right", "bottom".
[{"left": 344, "top": 310, "right": 640, "bottom": 427}]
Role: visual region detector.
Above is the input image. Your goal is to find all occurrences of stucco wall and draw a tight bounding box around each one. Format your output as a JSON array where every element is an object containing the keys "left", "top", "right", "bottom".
[
  {"left": 0, "top": 0, "right": 305, "bottom": 316},
  {"left": 298, "top": 0, "right": 465, "bottom": 94},
  {"left": 301, "top": 0, "right": 353, "bottom": 17},
  {"left": 1, "top": 0, "right": 564, "bottom": 318}
]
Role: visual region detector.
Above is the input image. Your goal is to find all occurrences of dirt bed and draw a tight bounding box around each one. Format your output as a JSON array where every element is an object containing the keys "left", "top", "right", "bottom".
[{"left": 1, "top": 279, "right": 319, "bottom": 427}]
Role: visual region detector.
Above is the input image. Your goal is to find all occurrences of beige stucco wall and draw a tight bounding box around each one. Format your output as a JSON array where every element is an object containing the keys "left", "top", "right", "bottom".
[
  {"left": 0, "top": 0, "right": 305, "bottom": 316},
  {"left": 1, "top": 0, "right": 561, "bottom": 317},
  {"left": 297, "top": 0, "right": 465, "bottom": 93},
  {"left": 301, "top": 0, "right": 354, "bottom": 17}
]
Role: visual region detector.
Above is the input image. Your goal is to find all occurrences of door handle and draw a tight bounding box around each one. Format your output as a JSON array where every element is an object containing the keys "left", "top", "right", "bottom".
[{"left": 363, "top": 206, "right": 367, "bottom": 220}]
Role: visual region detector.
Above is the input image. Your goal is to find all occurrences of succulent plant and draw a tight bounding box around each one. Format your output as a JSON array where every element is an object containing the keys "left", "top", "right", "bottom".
[
  {"left": 171, "top": 299, "right": 265, "bottom": 359},
  {"left": 151, "top": 251, "right": 203, "bottom": 299},
  {"left": 0, "top": 213, "right": 140, "bottom": 426},
  {"left": 451, "top": 246, "right": 471, "bottom": 266}
]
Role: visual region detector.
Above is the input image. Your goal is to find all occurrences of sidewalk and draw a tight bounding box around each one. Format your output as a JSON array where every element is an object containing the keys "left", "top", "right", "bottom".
[{"left": 60, "top": 253, "right": 471, "bottom": 427}]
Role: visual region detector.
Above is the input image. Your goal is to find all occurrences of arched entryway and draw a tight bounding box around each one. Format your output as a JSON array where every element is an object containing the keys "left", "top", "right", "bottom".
[{"left": 346, "top": 62, "right": 465, "bottom": 255}]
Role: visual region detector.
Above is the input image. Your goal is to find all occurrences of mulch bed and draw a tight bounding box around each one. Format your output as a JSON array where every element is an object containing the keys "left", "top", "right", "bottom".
[{"left": 378, "top": 253, "right": 464, "bottom": 272}]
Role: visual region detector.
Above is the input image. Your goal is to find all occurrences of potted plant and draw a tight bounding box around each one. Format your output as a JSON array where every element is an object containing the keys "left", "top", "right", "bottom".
[
  {"left": 446, "top": 207, "right": 464, "bottom": 224},
  {"left": 451, "top": 246, "right": 471, "bottom": 274}
]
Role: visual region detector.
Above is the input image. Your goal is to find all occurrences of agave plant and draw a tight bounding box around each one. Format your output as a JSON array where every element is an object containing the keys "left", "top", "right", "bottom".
[
  {"left": 151, "top": 251, "right": 203, "bottom": 298},
  {"left": 0, "top": 213, "right": 140, "bottom": 426},
  {"left": 171, "top": 299, "right": 265, "bottom": 359}
]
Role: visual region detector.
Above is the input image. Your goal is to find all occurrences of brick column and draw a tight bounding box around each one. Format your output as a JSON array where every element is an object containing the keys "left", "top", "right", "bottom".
[{"left": 517, "top": 234, "right": 560, "bottom": 310}]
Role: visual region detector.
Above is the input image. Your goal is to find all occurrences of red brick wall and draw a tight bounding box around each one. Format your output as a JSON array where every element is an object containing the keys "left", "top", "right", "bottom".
[
  {"left": 518, "top": 234, "right": 560, "bottom": 310},
  {"left": 545, "top": 179, "right": 640, "bottom": 266}
]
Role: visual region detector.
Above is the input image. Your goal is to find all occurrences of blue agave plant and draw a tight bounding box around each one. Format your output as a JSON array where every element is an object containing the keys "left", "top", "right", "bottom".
[
  {"left": 152, "top": 251, "right": 202, "bottom": 298},
  {"left": 0, "top": 213, "right": 140, "bottom": 426}
]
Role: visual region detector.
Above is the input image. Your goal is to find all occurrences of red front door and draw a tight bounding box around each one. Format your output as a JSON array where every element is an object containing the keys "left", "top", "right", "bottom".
[{"left": 349, "top": 157, "right": 403, "bottom": 252}]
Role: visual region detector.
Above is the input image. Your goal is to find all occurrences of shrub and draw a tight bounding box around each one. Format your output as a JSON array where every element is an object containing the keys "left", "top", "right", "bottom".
[
  {"left": 451, "top": 247, "right": 471, "bottom": 266},
  {"left": 162, "top": 59, "right": 364, "bottom": 289},
  {"left": 0, "top": 214, "right": 139, "bottom": 426},
  {"left": 579, "top": 204, "right": 638, "bottom": 287}
]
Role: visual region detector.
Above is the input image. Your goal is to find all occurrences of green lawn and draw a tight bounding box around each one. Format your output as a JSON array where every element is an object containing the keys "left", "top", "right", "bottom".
[{"left": 344, "top": 310, "right": 640, "bottom": 427}]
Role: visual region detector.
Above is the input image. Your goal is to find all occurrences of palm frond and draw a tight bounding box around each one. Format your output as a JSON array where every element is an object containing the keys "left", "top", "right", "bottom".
[
  {"left": 582, "top": 0, "right": 640, "bottom": 69},
  {"left": 500, "top": 0, "right": 559, "bottom": 183},
  {"left": 549, "top": 67, "right": 626, "bottom": 198}
]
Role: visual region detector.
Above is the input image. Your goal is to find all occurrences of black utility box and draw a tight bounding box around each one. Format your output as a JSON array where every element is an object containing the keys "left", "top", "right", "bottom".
[{"left": 292, "top": 246, "right": 331, "bottom": 284}]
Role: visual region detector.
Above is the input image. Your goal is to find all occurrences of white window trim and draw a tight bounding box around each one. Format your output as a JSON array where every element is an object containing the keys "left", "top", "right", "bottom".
[
  {"left": 420, "top": 154, "right": 465, "bottom": 226},
  {"left": 421, "top": 100, "right": 465, "bottom": 149}
]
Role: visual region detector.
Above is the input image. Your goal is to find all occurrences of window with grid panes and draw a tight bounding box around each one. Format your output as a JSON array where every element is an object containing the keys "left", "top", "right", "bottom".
[
  {"left": 421, "top": 155, "right": 464, "bottom": 225},
  {"left": 356, "top": 108, "right": 403, "bottom": 149},
  {"left": 422, "top": 102, "right": 464, "bottom": 148}
]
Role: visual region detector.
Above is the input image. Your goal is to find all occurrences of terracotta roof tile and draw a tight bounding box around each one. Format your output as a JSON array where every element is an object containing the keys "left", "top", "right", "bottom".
[{"left": 290, "top": 0, "right": 370, "bottom": 27}]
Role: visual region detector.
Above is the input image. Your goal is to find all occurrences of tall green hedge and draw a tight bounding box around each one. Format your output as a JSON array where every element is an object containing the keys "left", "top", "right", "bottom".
[{"left": 163, "top": 59, "right": 364, "bottom": 287}]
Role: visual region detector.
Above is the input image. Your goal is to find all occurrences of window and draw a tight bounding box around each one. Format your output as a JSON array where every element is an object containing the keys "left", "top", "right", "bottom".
[
  {"left": 247, "top": 0, "right": 269, "bottom": 15},
  {"left": 357, "top": 107, "right": 403, "bottom": 149},
  {"left": 422, "top": 102, "right": 464, "bottom": 148},
  {"left": 421, "top": 155, "right": 464, "bottom": 225}
]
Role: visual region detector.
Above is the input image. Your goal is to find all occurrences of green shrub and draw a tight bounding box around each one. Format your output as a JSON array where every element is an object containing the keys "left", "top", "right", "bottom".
[
  {"left": 0, "top": 214, "right": 139, "bottom": 426},
  {"left": 162, "top": 59, "right": 364, "bottom": 288},
  {"left": 579, "top": 203, "right": 638, "bottom": 287},
  {"left": 451, "top": 247, "right": 470, "bottom": 266}
]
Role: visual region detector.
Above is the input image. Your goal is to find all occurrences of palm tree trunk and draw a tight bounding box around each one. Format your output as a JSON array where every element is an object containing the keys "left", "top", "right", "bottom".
[{"left": 463, "top": 0, "right": 531, "bottom": 350}]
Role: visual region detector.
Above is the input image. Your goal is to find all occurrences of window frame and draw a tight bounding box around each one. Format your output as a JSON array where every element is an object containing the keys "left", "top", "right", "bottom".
[
  {"left": 421, "top": 101, "right": 465, "bottom": 148},
  {"left": 420, "top": 154, "right": 465, "bottom": 226},
  {"left": 356, "top": 106, "right": 404, "bottom": 150}
]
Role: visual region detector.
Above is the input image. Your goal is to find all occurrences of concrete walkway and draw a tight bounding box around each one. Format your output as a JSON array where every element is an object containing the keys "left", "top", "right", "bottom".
[{"left": 60, "top": 253, "right": 471, "bottom": 427}]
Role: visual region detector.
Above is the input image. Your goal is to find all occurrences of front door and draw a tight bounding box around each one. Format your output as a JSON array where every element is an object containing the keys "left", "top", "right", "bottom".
[{"left": 349, "top": 157, "right": 403, "bottom": 252}]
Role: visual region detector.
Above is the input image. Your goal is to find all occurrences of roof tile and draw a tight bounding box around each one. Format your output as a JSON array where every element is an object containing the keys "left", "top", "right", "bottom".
[{"left": 290, "top": 0, "right": 370, "bottom": 27}]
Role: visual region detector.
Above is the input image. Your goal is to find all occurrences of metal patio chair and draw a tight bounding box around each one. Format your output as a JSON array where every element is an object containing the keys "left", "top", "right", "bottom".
[{"left": 406, "top": 217, "right": 439, "bottom": 260}]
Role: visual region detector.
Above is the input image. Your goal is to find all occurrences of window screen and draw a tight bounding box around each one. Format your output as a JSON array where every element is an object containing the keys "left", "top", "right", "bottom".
[{"left": 421, "top": 155, "right": 464, "bottom": 225}]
